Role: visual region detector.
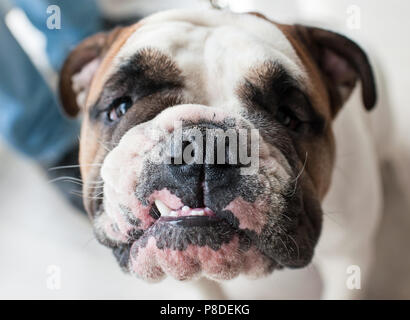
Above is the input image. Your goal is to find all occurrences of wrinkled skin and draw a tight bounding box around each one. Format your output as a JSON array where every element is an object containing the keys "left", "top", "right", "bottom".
[{"left": 92, "top": 104, "right": 324, "bottom": 280}]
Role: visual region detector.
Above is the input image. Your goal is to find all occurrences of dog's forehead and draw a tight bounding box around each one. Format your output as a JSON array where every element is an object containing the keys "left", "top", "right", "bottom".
[
  {"left": 89, "top": 10, "right": 308, "bottom": 110},
  {"left": 118, "top": 9, "right": 303, "bottom": 69}
]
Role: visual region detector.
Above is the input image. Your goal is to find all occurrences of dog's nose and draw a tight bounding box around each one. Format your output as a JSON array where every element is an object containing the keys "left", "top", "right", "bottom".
[{"left": 164, "top": 125, "right": 241, "bottom": 206}]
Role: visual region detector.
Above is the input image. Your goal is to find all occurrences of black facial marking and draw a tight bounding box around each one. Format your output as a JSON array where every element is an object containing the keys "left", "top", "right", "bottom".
[
  {"left": 113, "top": 243, "right": 132, "bottom": 271},
  {"left": 160, "top": 216, "right": 222, "bottom": 228},
  {"left": 240, "top": 62, "right": 299, "bottom": 111},
  {"left": 119, "top": 204, "right": 141, "bottom": 226},
  {"left": 127, "top": 228, "right": 144, "bottom": 241},
  {"left": 252, "top": 181, "right": 321, "bottom": 268},
  {"left": 135, "top": 219, "right": 249, "bottom": 252},
  {"left": 238, "top": 61, "right": 325, "bottom": 136},
  {"left": 218, "top": 210, "right": 240, "bottom": 229},
  {"left": 90, "top": 48, "right": 184, "bottom": 123},
  {"left": 94, "top": 228, "right": 120, "bottom": 249},
  {"left": 135, "top": 120, "right": 263, "bottom": 211}
]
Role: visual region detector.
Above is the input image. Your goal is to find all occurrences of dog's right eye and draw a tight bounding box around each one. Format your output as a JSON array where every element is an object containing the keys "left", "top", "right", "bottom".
[{"left": 106, "top": 96, "right": 133, "bottom": 122}]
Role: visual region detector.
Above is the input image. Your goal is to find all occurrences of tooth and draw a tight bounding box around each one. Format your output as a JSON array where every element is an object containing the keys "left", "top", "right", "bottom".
[
  {"left": 155, "top": 200, "right": 171, "bottom": 216},
  {"left": 169, "top": 211, "right": 177, "bottom": 217},
  {"left": 182, "top": 206, "right": 190, "bottom": 212},
  {"left": 204, "top": 207, "right": 212, "bottom": 213},
  {"left": 194, "top": 210, "right": 204, "bottom": 216}
]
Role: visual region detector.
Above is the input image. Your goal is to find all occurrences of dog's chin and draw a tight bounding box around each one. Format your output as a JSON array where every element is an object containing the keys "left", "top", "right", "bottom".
[
  {"left": 97, "top": 206, "right": 277, "bottom": 282},
  {"left": 126, "top": 215, "right": 276, "bottom": 282}
]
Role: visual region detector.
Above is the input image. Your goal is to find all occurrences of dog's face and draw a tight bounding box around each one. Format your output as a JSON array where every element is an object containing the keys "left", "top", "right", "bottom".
[{"left": 60, "top": 10, "right": 375, "bottom": 281}]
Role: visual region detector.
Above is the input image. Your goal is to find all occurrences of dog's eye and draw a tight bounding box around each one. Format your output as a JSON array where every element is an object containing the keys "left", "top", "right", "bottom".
[
  {"left": 106, "top": 96, "right": 133, "bottom": 122},
  {"left": 276, "top": 107, "right": 301, "bottom": 131}
]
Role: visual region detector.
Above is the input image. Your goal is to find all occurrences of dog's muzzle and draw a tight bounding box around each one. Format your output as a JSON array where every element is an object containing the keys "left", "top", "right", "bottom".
[{"left": 93, "top": 105, "right": 317, "bottom": 281}]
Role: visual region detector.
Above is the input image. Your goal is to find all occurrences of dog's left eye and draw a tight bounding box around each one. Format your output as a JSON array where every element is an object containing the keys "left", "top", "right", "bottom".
[
  {"left": 276, "top": 107, "right": 301, "bottom": 131},
  {"left": 106, "top": 96, "right": 133, "bottom": 122}
]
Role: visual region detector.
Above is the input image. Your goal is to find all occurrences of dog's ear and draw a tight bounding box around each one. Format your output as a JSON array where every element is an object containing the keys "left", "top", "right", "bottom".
[
  {"left": 294, "top": 25, "right": 376, "bottom": 116},
  {"left": 59, "top": 27, "right": 123, "bottom": 117}
]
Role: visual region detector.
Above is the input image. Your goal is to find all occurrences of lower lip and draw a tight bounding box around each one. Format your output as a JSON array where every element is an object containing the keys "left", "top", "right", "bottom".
[{"left": 158, "top": 215, "right": 223, "bottom": 227}]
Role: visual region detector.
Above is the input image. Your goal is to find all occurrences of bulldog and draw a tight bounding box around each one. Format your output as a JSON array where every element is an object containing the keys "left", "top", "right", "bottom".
[{"left": 59, "top": 9, "right": 382, "bottom": 299}]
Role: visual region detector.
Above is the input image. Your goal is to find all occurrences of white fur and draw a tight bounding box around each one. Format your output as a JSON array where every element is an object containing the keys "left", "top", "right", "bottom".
[{"left": 110, "top": 9, "right": 307, "bottom": 115}]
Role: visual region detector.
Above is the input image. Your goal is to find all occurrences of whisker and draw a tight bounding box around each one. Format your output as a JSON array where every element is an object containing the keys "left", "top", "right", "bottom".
[
  {"left": 48, "top": 176, "right": 83, "bottom": 184},
  {"left": 69, "top": 191, "right": 104, "bottom": 200},
  {"left": 55, "top": 180, "right": 105, "bottom": 192},
  {"left": 277, "top": 212, "right": 292, "bottom": 222},
  {"left": 97, "top": 139, "right": 113, "bottom": 152},
  {"left": 292, "top": 152, "right": 308, "bottom": 183},
  {"left": 48, "top": 175, "right": 104, "bottom": 185},
  {"left": 59, "top": 180, "right": 83, "bottom": 186},
  {"left": 322, "top": 210, "right": 343, "bottom": 227},
  {"left": 85, "top": 180, "right": 105, "bottom": 185},
  {"left": 94, "top": 191, "right": 105, "bottom": 197},
  {"left": 278, "top": 236, "right": 291, "bottom": 259},
  {"left": 84, "top": 185, "right": 104, "bottom": 190},
  {"left": 287, "top": 234, "right": 300, "bottom": 261},
  {"left": 288, "top": 152, "right": 308, "bottom": 197},
  {"left": 69, "top": 191, "right": 83, "bottom": 198},
  {"left": 48, "top": 163, "right": 104, "bottom": 171}
]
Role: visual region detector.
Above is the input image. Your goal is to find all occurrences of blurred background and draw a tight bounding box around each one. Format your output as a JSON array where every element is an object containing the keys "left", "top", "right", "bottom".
[{"left": 0, "top": 0, "right": 409, "bottom": 299}]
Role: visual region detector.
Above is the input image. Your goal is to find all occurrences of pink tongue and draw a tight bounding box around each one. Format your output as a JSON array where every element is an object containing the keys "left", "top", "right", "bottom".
[{"left": 175, "top": 207, "right": 215, "bottom": 217}]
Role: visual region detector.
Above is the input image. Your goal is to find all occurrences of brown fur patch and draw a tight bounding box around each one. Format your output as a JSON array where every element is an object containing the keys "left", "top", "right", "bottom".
[
  {"left": 86, "top": 22, "right": 143, "bottom": 109},
  {"left": 275, "top": 23, "right": 335, "bottom": 199},
  {"left": 244, "top": 14, "right": 336, "bottom": 199}
]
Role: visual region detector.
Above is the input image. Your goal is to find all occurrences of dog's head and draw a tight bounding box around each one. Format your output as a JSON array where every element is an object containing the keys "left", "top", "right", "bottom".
[{"left": 59, "top": 9, "right": 376, "bottom": 281}]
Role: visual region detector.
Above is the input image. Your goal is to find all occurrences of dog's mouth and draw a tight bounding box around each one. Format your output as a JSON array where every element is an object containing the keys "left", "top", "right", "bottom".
[
  {"left": 151, "top": 200, "right": 222, "bottom": 227},
  {"left": 139, "top": 199, "right": 247, "bottom": 252}
]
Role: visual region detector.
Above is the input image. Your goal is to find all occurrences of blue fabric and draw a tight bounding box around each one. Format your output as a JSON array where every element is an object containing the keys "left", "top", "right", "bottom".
[
  {"left": 0, "top": 0, "right": 102, "bottom": 165},
  {"left": 13, "top": 0, "right": 103, "bottom": 70}
]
